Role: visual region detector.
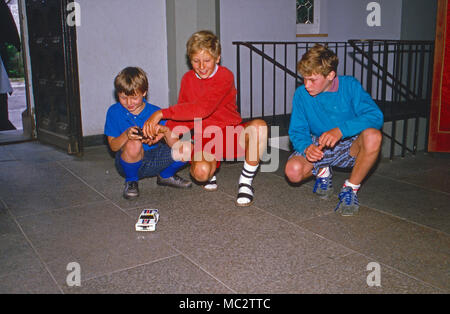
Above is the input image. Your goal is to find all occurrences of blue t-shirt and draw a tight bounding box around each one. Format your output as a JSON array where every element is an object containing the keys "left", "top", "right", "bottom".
[
  {"left": 289, "top": 75, "right": 384, "bottom": 154},
  {"left": 104, "top": 100, "right": 166, "bottom": 151}
]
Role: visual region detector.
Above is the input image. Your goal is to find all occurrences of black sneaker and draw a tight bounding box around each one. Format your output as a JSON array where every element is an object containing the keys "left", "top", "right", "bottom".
[
  {"left": 123, "top": 181, "right": 139, "bottom": 199},
  {"left": 157, "top": 175, "right": 192, "bottom": 188}
]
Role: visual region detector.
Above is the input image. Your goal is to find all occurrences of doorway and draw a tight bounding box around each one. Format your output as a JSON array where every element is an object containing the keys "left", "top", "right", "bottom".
[
  {"left": 0, "top": 0, "right": 32, "bottom": 144},
  {"left": 1, "top": 0, "right": 83, "bottom": 155}
]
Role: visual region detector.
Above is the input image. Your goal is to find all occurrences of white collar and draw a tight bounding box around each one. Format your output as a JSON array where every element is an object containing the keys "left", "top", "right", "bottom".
[{"left": 195, "top": 64, "right": 219, "bottom": 79}]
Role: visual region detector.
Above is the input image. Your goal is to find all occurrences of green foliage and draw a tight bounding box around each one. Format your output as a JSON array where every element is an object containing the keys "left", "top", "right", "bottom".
[{"left": 3, "top": 44, "right": 24, "bottom": 78}]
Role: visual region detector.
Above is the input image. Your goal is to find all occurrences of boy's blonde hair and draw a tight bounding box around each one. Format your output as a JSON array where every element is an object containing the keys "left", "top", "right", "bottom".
[
  {"left": 297, "top": 44, "right": 339, "bottom": 77},
  {"left": 114, "top": 67, "right": 148, "bottom": 96},
  {"left": 186, "top": 30, "right": 221, "bottom": 59}
]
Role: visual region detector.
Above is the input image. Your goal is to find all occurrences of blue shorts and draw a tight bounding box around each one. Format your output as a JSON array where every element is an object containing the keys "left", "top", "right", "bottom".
[
  {"left": 290, "top": 135, "right": 358, "bottom": 176},
  {"left": 115, "top": 143, "right": 175, "bottom": 179}
]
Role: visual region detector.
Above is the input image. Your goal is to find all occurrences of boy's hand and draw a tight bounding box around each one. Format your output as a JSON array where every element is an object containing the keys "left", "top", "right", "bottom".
[
  {"left": 142, "top": 133, "right": 164, "bottom": 145},
  {"left": 143, "top": 110, "right": 164, "bottom": 138},
  {"left": 127, "top": 126, "right": 147, "bottom": 141},
  {"left": 155, "top": 124, "right": 170, "bottom": 134},
  {"left": 305, "top": 143, "right": 324, "bottom": 162},
  {"left": 318, "top": 127, "right": 342, "bottom": 148},
  {"left": 141, "top": 124, "right": 169, "bottom": 145}
]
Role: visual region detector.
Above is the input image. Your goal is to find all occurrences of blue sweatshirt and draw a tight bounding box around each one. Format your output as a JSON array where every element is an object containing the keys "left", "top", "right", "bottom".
[{"left": 289, "top": 75, "right": 384, "bottom": 154}]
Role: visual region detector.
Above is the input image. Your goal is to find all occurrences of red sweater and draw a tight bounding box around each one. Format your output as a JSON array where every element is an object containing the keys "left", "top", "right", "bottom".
[{"left": 163, "top": 66, "right": 242, "bottom": 131}]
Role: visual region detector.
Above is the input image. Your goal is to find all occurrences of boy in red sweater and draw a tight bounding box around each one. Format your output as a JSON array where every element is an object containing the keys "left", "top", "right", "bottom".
[{"left": 143, "top": 30, "right": 267, "bottom": 206}]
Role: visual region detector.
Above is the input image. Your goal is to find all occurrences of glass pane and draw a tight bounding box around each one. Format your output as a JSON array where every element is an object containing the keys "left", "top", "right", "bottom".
[{"left": 297, "top": 0, "right": 314, "bottom": 24}]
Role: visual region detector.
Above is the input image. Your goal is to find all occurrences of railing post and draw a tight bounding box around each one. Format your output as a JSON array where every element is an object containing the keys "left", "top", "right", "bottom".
[
  {"left": 366, "top": 41, "right": 373, "bottom": 96},
  {"left": 236, "top": 43, "right": 241, "bottom": 114},
  {"left": 273, "top": 43, "right": 276, "bottom": 120},
  {"left": 261, "top": 44, "right": 264, "bottom": 119},
  {"left": 381, "top": 41, "right": 388, "bottom": 116},
  {"left": 250, "top": 48, "right": 253, "bottom": 119}
]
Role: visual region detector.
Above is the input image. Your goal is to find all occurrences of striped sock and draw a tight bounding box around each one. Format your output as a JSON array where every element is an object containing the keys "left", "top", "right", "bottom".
[
  {"left": 343, "top": 179, "right": 360, "bottom": 193},
  {"left": 317, "top": 167, "right": 331, "bottom": 178},
  {"left": 236, "top": 162, "right": 259, "bottom": 206},
  {"left": 203, "top": 175, "right": 218, "bottom": 191}
]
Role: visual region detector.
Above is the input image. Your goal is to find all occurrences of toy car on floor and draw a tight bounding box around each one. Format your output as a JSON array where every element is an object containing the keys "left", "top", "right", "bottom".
[{"left": 135, "top": 209, "right": 159, "bottom": 231}]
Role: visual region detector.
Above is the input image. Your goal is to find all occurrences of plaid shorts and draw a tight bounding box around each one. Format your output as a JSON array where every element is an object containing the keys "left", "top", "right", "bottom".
[
  {"left": 290, "top": 135, "right": 358, "bottom": 176},
  {"left": 115, "top": 142, "right": 175, "bottom": 179}
]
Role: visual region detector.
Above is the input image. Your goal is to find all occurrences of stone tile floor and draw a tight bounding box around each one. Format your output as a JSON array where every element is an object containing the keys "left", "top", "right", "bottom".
[{"left": 0, "top": 141, "right": 449, "bottom": 294}]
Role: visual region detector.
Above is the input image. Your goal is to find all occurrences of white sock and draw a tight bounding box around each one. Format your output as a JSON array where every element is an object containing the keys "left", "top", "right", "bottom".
[
  {"left": 343, "top": 179, "right": 360, "bottom": 193},
  {"left": 317, "top": 167, "right": 331, "bottom": 178}
]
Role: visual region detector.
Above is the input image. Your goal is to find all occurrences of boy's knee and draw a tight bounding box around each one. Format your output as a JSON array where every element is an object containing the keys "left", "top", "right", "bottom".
[
  {"left": 248, "top": 118, "right": 267, "bottom": 128},
  {"left": 246, "top": 119, "right": 268, "bottom": 137},
  {"left": 361, "top": 128, "right": 382, "bottom": 152},
  {"left": 122, "top": 140, "right": 143, "bottom": 158},
  {"left": 190, "top": 161, "right": 212, "bottom": 182},
  {"left": 285, "top": 159, "right": 304, "bottom": 183}
]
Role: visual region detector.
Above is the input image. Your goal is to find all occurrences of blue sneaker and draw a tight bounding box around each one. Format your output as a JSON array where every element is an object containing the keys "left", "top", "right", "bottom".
[
  {"left": 313, "top": 175, "right": 333, "bottom": 199},
  {"left": 335, "top": 186, "right": 359, "bottom": 216}
]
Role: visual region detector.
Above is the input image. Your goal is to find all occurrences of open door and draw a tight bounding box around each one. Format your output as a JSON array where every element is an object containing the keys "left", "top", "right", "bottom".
[
  {"left": 24, "top": 0, "right": 82, "bottom": 154},
  {"left": 429, "top": 0, "right": 450, "bottom": 152}
]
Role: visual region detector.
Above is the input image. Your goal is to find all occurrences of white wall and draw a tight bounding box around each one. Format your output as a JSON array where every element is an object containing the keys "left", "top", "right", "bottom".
[
  {"left": 166, "top": 0, "right": 218, "bottom": 104},
  {"left": 318, "top": 0, "right": 403, "bottom": 42},
  {"left": 220, "top": 0, "right": 296, "bottom": 70},
  {"left": 76, "top": 0, "right": 169, "bottom": 137}
]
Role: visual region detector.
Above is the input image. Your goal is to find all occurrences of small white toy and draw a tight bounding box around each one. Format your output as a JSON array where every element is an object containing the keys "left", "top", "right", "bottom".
[{"left": 135, "top": 209, "right": 159, "bottom": 231}]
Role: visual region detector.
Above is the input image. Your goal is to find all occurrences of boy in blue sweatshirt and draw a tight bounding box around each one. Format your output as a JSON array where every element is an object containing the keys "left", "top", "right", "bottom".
[{"left": 285, "top": 44, "right": 383, "bottom": 216}]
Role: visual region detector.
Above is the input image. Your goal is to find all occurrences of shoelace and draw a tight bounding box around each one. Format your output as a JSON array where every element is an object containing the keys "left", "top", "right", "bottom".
[
  {"left": 128, "top": 181, "right": 138, "bottom": 189},
  {"left": 313, "top": 177, "right": 331, "bottom": 193},
  {"left": 334, "top": 187, "right": 359, "bottom": 212}
]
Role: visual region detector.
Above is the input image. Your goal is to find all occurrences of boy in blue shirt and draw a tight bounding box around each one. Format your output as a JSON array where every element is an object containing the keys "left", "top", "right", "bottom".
[
  {"left": 105, "top": 67, "right": 191, "bottom": 199},
  {"left": 285, "top": 44, "right": 383, "bottom": 216}
]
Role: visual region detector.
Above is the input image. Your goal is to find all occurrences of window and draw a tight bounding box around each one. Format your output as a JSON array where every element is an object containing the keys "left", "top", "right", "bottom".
[{"left": 296, "top": 0, "right": 320, "bottom": 34}]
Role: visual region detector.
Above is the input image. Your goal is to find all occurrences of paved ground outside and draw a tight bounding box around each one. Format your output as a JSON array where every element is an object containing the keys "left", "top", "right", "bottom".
[{"left": 8, "top": 80, "right": 27, "bottom": 130}]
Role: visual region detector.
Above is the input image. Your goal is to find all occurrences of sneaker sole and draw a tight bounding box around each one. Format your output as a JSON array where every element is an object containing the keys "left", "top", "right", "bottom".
[
  {"left": 202, "top": 185, "right": 218, "bottom": 192},
  {"left": 123, "top": 193, "right": 139, "bottom": 200},
  {"left": 315, "top": 189, "right": 334, "bottom": 200},
  {"left": 339, "top": 206, "right": 359, "bottom": 216}
]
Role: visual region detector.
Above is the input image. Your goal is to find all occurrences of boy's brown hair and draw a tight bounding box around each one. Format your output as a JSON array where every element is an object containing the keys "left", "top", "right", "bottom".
[
  {"left": 297, "top": 44, "right": 339, "bottom": 77},
  {"left": 186, "top": 30, "right": 221, "bottom": 60},
  {"left": 114, "top": 66, "right": 148, "bottom": 96}
]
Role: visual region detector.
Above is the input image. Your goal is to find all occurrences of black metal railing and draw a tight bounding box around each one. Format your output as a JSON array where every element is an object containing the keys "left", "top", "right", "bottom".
[{"left": 232, "top": 40, "right": 434, "bottom": 159}]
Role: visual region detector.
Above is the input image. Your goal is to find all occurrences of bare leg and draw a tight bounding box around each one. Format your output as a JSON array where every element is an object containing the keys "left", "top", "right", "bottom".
[
  {"left": 240, "top": 119, "right": 268, "bottom": 166},
  {"left": 236, "top": 119, "right": 268, "bottom": 206},
  {"left": 348, "top": 128, "right": 382, "bottom": 185}
]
